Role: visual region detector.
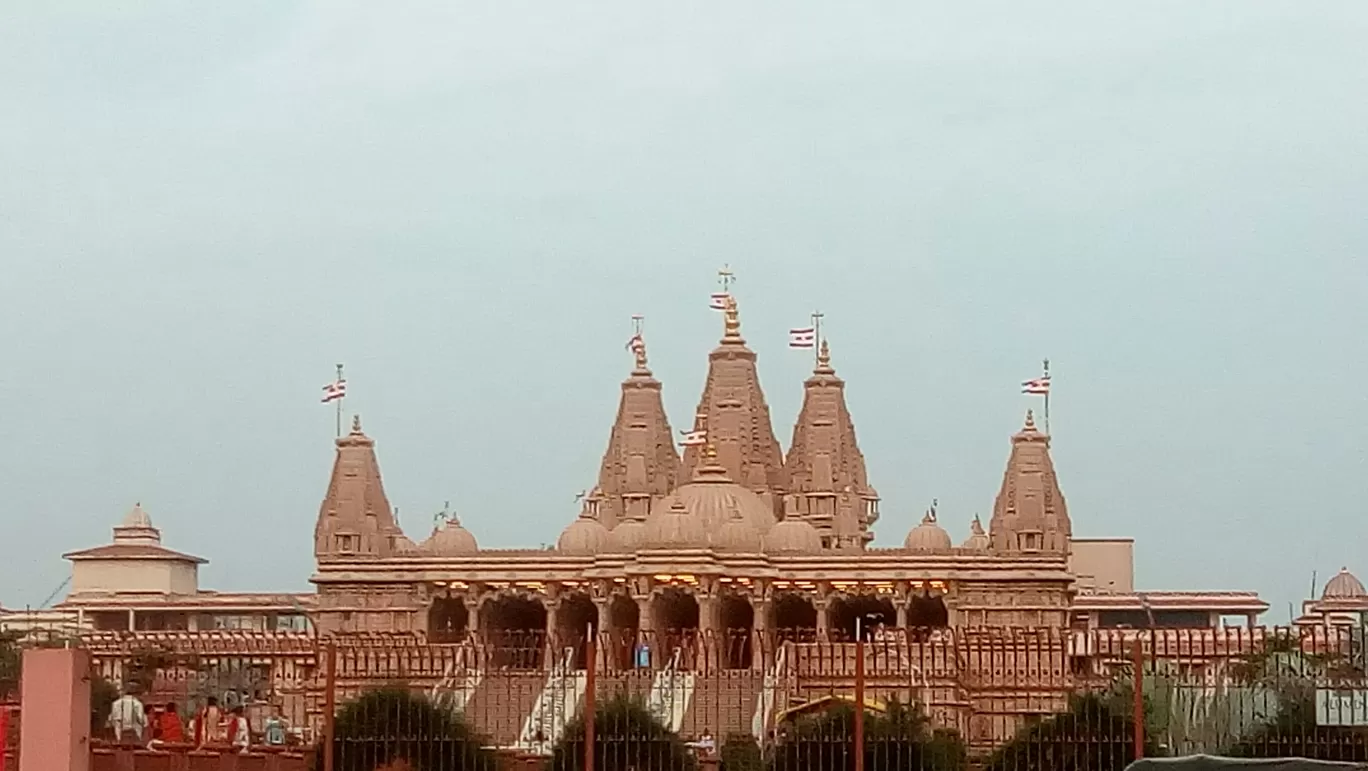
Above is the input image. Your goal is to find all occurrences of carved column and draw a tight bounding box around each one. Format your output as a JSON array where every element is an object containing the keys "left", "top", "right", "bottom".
[
  {"left": 462, "top": 594, "right": 481, "bottom": 640},
  {"left": 752, "top": 593, "right": 773, "bottom": 673},
  {"left": 633, "top": 577, "right": 655, "bottom": 668},
  {"left": 814, "top": 597, "right": 831, "bottom": 640}
]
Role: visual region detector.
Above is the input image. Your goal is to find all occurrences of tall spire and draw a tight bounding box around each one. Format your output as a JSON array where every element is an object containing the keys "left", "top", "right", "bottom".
[
  {"left": 314, "top": 415, "right": 404, "bottom": 560},
  {"left": 988, "top": 409, "right": 1072, "bottom": 554},
  {"left": 782, "top": 339, "right": 878, "bottom": 549},
  {"left": 683, "top": 290, "right": 787, "bottom": 510},
  {"left": 594, "top": 324, "right": 682, "bottom": 529}
]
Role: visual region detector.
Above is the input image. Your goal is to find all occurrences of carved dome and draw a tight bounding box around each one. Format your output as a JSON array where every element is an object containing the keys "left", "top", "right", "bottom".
[
  {"left": 421, "top": 518, "right": 479, "bottom": 556},
  {"left": 122, "top": 503, "right": 154, "bottom": 529},
  {"left": 712, "top": 506, "right": 764, "bottom": 553},
  {"left": 558, "top": 513, "right": 612, "bottom": 555},
  {"left": 394, "top": 534, "right": 420, "bottom": 553},
  {"left": 1323, "top": 567, "right": 1367, "bottom": 600},
  {"left": 765, "top": 515, "right": 823, "bottom": 554},
  {"left": 643, "top": 499, "right": 709, "bottom": 550},
  {"left": 961, "top": 515, "right": 990, "bottom": 551},
  {"left": 610, "top": 518, "right": 648, "bottom": 552},
  {"left": 659, "top": 449, "right": 776, "bottom": 534},
  {"left": 904, "top": 508, "right": 951, "bottom": 551}
]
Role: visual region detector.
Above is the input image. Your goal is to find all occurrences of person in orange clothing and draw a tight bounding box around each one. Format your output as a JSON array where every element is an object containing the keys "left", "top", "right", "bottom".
[{"left": 158, "top": 702, "right": 185, "bottom": 743}]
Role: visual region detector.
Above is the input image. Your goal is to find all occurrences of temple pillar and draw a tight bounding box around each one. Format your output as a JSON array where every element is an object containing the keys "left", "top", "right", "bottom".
[
  {"left": 544, "top": 595, "right": 563, "bottom": 667},
  {"left": 697, "top": 592, "right": 718, "bottom": 673},
  {"left": 752, "top": 599, "right": 772, "bottom": 672},
  {"left": 896, "top": 604, "right": 909, "bottom": 629},
  {"left": 594, "top": 598, "right": 612, "bottom": 672},
  {"left": 463, "top": 595, "right": 481, "bottom": 640},
  {"left": 815, "top": 598, "right": 831, "bottom": 641},
  {"left": 636, "top": 595, "right": 654, "bottom": 668}
]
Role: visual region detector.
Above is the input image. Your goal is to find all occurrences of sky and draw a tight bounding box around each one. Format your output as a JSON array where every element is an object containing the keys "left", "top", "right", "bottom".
[{"left": 1, "top": 3, "right": 1365, "bottom": 620}]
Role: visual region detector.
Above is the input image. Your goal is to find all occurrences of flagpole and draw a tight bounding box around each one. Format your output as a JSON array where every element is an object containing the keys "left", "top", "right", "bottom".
[
  {"left": 1042, "top": 358, "right": 1051, "bottom": 435},
  {"left": 335, "top": 363, "right": 344, "bottom": 438},
  {"left": 811, "top": 310, "right": 824, "bottom": 368}
]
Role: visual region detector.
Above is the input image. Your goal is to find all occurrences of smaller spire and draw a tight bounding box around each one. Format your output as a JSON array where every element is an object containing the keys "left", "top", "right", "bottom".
[
  {"left": 814, "top": 338, "right": 835, "bottom": 375},
  {"left": 1023, "top": 410, "right": 1036, "bottom": 431},
  {"left": 970, "top": 514, "right": 985, "bottom": 535}
]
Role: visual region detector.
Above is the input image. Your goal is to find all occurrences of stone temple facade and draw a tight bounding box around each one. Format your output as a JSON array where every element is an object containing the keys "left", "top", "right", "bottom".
[{"left": 308, "top": 295, "right": 1265, "bottom": 647}]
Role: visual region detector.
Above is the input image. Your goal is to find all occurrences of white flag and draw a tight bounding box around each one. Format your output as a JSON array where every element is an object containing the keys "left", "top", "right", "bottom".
[
  {"left": 679, "top": 429, "right": 707, "bottom": 446},
  {"left": 788, "top": 327, "right": 817, "bottom": 349},
  {"left": 321, "top": 379, "right": 347, "bottom": 403}
]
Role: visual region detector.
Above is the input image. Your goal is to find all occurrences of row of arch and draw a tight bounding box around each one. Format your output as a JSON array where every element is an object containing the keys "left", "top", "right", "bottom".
[{"left": 428, "top": 590, "right": 948, "bottom": 669}]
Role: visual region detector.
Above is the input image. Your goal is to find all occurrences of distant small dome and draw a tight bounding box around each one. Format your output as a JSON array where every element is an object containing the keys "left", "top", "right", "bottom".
[
  {"left": 122, "top": 503, "right": 154, "bottom": 529},
  {"left": 765, "top": 515, "right": 823, "bottom": 554},
  {"left": 422, "top": 518, "right": 479, "bottom": 556},
  {"left": 1323, "top": 568, "right": 1367, "bottom": 600},
  {"left": 610, "top": 519, "right": 648, "bottom": 552},
  {"left": 905, "top": 508, "right": 951, "bottom": 551},
  {"left": 961, "top": 515, "right": 990, "bottom": 551},
  {"left": 643, "top": 500, "right": 708, "bottom": 550},
  {"left": 713, "top": 507, "right": 764, "bottom": 553},
  {"left": 558, "top": 514, "right": 612, "bottom": 555},
  {"left": 394, "top": 534, "right": 419, "bottom": 553}
]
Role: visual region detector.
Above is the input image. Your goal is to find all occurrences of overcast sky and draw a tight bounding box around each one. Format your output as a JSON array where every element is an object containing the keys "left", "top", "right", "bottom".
[{"left": 2, "top": 3, "right": 1365, "bottom": 619}]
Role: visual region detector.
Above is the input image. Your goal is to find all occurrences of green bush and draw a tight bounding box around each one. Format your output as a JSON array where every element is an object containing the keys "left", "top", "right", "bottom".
[
  {"left": 330, "top": 685, "right": 495, "bottom": 771},
  {"left": 982, "top": 692, "right": 1154, "bottom": 771},
  {"left": 547, "top": 692, "right": 697, "bottom": 771},
  {"left": 770, "top": 698, "right": 966, "bottom": 771}
]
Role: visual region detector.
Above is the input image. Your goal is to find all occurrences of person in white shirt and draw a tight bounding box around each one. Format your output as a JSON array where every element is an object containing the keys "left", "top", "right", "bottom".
[
  {"left": 228, "top": 705, "right": 251, "bottom": 752},
  {"left": 107, "top": 688, "right": 148, "bottom": 743}
]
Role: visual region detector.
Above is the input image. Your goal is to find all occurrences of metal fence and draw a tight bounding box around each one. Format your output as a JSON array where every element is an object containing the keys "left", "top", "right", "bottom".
[{"left": 14, "top": 625, "right": 1368, "bottom": 770}]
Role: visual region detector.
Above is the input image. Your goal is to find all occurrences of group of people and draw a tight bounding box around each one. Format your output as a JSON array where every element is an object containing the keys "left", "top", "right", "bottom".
[{"left": 106, "top": 689, "right": 291, "bottom": 751}]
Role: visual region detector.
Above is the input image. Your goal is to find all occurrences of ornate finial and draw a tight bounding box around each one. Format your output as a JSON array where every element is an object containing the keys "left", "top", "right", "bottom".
[
  {"left": 1024, "top": 409, "right": 1035, "bottom": 429},
  {"left": 722, "top": 294, "right": 743, "bottom": 339},
  {"left": 971, "top": 514, "right": 985, "bottom": 535},
  {"left": 704, "top": 444, "right": 719, "bottom": 462},
  {"left": 816, "top": 338, "right": 832, "bottom": 371},
  {"left": 718, "top": 264, "right": 736, "bottom": 293},
  {"left": 351, "top": 414, "right": 362, "bottom": 433}
]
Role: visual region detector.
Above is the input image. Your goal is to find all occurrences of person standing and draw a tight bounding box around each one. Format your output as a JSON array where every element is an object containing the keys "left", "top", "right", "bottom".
[
  {"left": 226, "top": 706, "right": 251, "bottom": 752},
  {"left": 192, "top": 696, "right": 225, "bottom": 746},
  {"left": 158, "top": 702, "right": 185, "bottom": 743},
  {"left": 262, "top": 705, "right": 289, "bottom": 746},
  {"left": 107, "top": 687, "right": 147, "bottom": 743}
]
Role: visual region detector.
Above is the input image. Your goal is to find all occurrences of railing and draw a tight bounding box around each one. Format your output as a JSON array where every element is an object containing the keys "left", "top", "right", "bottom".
[{"left": 14, "top": 625, "right": 1368, "bottom": 769}]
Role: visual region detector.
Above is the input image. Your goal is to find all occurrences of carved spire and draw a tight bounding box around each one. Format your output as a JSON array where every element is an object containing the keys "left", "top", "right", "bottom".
[
  {"left": 782, "top": 338, "right": 877, "bottom": 549},
  {"left": 594, "top": 325, "right": 682, "bottom": 529},
  {"left": 988, "top": 409, "right": 1072, "bottom": 554},
  {"left": 683, "top": 292, "right": 787, "bottom": 511},
  {"left": 314, "top": 415, "right": 404, "bottom": 560}
]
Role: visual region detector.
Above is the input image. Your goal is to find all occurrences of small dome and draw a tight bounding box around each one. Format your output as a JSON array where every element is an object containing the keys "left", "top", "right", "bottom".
[
  {"left": 422, "top": 517, "right": 479, "bottom": 556},
  {"left": 905, "top": 508, "right": 951, "bottom": 551},
  {"left": 766, "top": 515, "right": 823, "bottom": 554},
  {"left": 394, "top": 534, "right": 419, "bottom": 553},
  {"left": 1323, "top": 567, "right": 1367, "bottom": 600},
  {"left": 558, "top": 514, "right": 612, "bottom": 555},
  {"left": 610, "top": 519, "right": 647, "bottom": 552},
  {"left": 713, "top": 507, "right": 764, "bottom": 553},
  {"left": 643, "top": 500, "right": 708, "bottom": 550},
  {"left": 122, "top": 503, "right": 153, "bottom": 529},
  {"left": 961, "top": 515, "right": 990, "bottom": 551}
]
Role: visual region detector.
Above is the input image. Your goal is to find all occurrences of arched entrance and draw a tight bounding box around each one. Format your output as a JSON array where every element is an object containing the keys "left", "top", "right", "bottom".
[
  {"left": 482, "top": 594, "right": 547, "bottom": 669},
  {"left": 653, "top": 588, "right": 700, "bottom": 668},
  {"left": 609, "top": 595, "right": 640, "bottom": 670},
  {"left": 907, "top": 590, "right": 949, "bottom": 641},
  {"left": 427, "top": 596, "right": 468, "bottom": 643},
  {"left": 830, "top": 595, "right": 897, "bottom": 642},
  {"left": 774, "top": 593, "right": 818, "bottom": 643},
  {"left": 555, "top": 592, "right": 598, "bottom": 669},
  {"left": 717, "top": 594, "right": 754, "bottom": 669}
]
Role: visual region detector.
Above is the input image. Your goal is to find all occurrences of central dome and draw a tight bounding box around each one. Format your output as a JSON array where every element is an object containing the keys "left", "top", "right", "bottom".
[
  {"left": 643, "top": 500, "right": 709, "bottom": 550},
  {"left": 422, "top": 517, "right": 479, "bottom": 556},
  {"left": 658, "top": 448, "right": 776, "bottom": 534},
  {"left": 904, "top": 508, "right": 951, "bottom": 552},
  {"left": 1323, "top": 567, "right": 1367, "bottom": 600}
]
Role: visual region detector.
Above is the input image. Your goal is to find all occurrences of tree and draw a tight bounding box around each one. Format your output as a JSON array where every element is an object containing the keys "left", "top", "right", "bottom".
[
  {"left": 546, "top": 692, "right": 697, "bottom": 771},
  {"left": 719, "top": 733, "right": 763, "bottom": 771},
  {"left": 770, "top": 698, "right": 967, "bottom": 771},
  {"left": 330, "top": 686, "right": 495, "bottom": 771},
  {"left": 982, "top": 692, "right": 1155, "bottom": 771},
  {"left": 0, "top": 632, "right": 19, "bottom": 700}
]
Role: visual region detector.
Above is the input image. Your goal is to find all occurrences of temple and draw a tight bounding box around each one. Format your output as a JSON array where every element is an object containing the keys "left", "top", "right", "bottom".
[{"left": 15, "top": 282, "right": 1278, "bottom": 751}]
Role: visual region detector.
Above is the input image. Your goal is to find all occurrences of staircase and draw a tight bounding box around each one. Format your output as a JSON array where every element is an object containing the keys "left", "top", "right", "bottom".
[
  {"left": 645, "top": 648, "right": 695, "bottom": 734},
  {"left": 753, "top": 644, "right": 788, "bottom": 742},
  {"left": 462, "top": 671, "right": 545, "bottom": 746},
  {"left": 514, "top": 648, "right": 587, "bottom": 755},
  {"left": 428, "top": 644, "right": 483, "bottom": 715}
]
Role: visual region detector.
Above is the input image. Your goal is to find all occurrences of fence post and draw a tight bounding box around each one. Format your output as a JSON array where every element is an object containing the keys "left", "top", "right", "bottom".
[
  {"left": 322, "top": 640, "right": 337, "bottom": 771},
  {"left": 1131, "top": 636, "right": 1144, "bottom": 760},
  {"left": 584, "top": 626, "right": 596, "bottom": 771},
  {"left": 854, "top": 636, "right": 865, "bottom": 771}
]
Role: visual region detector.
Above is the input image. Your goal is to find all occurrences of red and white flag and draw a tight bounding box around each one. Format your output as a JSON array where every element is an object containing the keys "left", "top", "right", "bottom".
[
  {"left": 788, "top": 326, "right": 816, "bottom": 349},
  {"left": 321, "top": 379, "right": 347, "bottom": 403},
  {"left": 1021, "top": 376, "right": 1051, "bottom": 395},
  {"left": 679, "top": 428, "right": 707, "bottom": 447},
  {"left": 709, "top": 292, "right": 731, "bottom": 311},
  {"left": 625, "top": 333, "right": 643, "bottom": 352}
]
